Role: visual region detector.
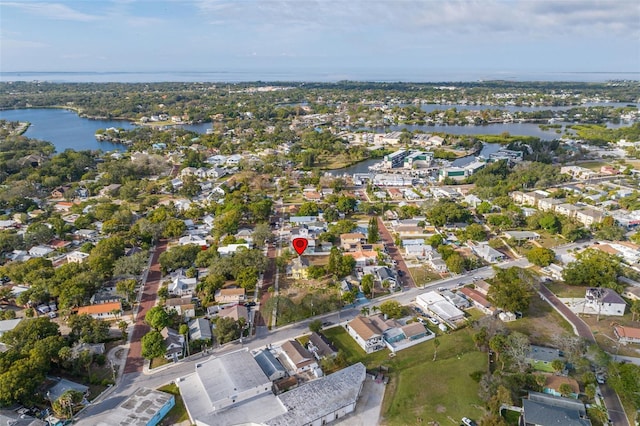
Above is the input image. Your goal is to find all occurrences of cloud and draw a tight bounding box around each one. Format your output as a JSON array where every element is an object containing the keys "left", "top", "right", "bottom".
[
  {"left": 0, "top": 37, "right": 49, "bottom": 50},
  {"left": 2, "top": 2, "right": 100, "bottom": 21},
  {"left": 194, "top": 0, "right": 639, "bottom": 38}
]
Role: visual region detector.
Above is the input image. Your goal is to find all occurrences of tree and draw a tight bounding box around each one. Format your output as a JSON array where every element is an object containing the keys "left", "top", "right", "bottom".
[
  {"left": 163, "top": 219, "right": 187, "bottom": 239},
  {"left": 141, "top": 331, "right": 166, "bottom": 359},
  {"left": 445, "top": 252, "right": 465, "bottom": 274},
  {"left": 113, "top": 251, "right": 149, "bottom": 277},
  {"left": 585, "top": 383, "right": 597, "bottom": 400},
  {"left": 213, "top": 316, "right": 241, "bottom": 344},
  {"left": 504, "top": 332, "right": 531, "bottom": 372},
  {"left": 487, "top": 267, "right": 535, "bottom": 313},
  {"left": 88, "top": 235, "right": 126, "bottom": 278},
  {"left": 630, "top": 299, "right": 640, "bottom": 322},
  {"left": 551, "top": 359, "right": 565, "bottom": 373},
  {"left": 297, "top": 202, "right": 319, "bottom": 216},
  {"left": 379, "top": 300, "right": 404, "bottom": 319},
  {"left": 488, "top": 385, "right": 513, "bottom": 415},
  {"left": 462, "top": 223, "right": 487, "bottom": 242},
  {"left": 367, "top": 216, "right": 379, "bottom": 243},
  {"left": 360, "top": 306, "right": 370, "bottom": 317},
  {"left": 0, "top": 317, "right": 59, "bottom": 352},
  {"left": 145, "top": 306, "right": 170, "bottom": 331},
  {"left": 68, "top": 314, "right": 109, "bottom": 343},
  {"left": 559, "top": 383, "right": 574, "bottom": 397},
  {"left": 309, "top": 319, "right": 322, "bottom": 333},
  {"left": 526, "top": 246, "right": 555, "bottom": 267},
  {"left": 360, "top": 274, "right": 373, "bottom": 299},
  {"left": 158, "top": 244, "right": 201, "bottom": 274},
  {"left": 252, "top": 223, "right": 273, "bottom": 248},
  {"left": 116, "top": 278, "right": 137, "bottom": 303},
  {"left": 490, "top": 334, "right": 507, "bottom": 370},
  {"left": 562, "top": 248, "right": 622, "bottom": 291},
  {"left": 432, "top": 337, "right": 440, "bottom": 361}
]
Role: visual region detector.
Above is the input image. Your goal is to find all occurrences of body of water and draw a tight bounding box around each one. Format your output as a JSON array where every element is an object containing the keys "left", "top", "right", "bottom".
[
  {"left": 360, "top": 122, "right": 563, "bottom": 139},
  {"left": 2, "top": 70, "right": 639, "bottom": 83},
  {"left": 418, "top": 102, "right": 638, "bottom": 113},
  {"left": 0, "top": 108, "right": 134, "bottom": 152}
]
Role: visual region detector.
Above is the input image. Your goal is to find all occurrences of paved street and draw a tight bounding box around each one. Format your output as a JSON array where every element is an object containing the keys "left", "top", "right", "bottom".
[
  {"left": 123, "top": 239, "right": 167, "bottom": 374},
  {"left": 377, "top": 217, "right": 417, "bottom": 288}
]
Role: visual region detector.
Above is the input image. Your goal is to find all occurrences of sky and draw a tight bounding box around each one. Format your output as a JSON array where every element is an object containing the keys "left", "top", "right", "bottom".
[{"left": 1, "top": 0, "right": 639, "bottom": 80}]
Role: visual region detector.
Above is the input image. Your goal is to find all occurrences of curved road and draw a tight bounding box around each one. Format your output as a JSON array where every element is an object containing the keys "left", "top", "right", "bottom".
[
  {"left": 123, "top": 239, "right": 168, "bottom": 374},
  {"left": 539, "top": 284, "right": 629, "bottom": 426}
]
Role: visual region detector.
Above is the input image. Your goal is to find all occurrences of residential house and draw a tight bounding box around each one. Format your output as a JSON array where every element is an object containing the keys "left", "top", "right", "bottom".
[
  {"left": 71, "top": 342, "right": 106, "bottom": 358},
  {"left": 89, "top": 291, "right": 121, "bottom": 305},
  {"left": 77, "top": 301, "right": 122, "bottom": 320},
  {"left": 459, "top": 287, "right": 494, "bottom": 314},
  {"left": 510, "top": 191, "right": 525, "bottom": 204},
  {"left": 428, "top": 255, "right": 448, "bottom": 273},
  {"left": 51, "top": 186, "right": 71, "bottom": 199},
  {"left": 29, "top": 245, "right": 54, "bottom": 258},
  {"left": 521, "top": 391, "right": 591, "bottom": 426},
  {"left": 217, "top": 243, "right": 251, "bottom": 256},
  {"left": 585, "top": 287, "right": 626, "bottom": 316},
  {"left": 346, "top": 316, "right": 386, "bottom": 353},
  {"left": 441, "top": 290, "right": 470, "bottom": 309},
  {"left": 544, "top": 376, "right": 580, "bottom": 399},
  {"left": 527, "top": 345, "right": 563, "bottom": 372},
  {"left": 415, "top": 291, "right": 465, "bottom": 322},
  {"left": 307, "top": 332, "right": 338, "bottom": 360},
  {"left": 474, "top": 280, "right": 491, "bottom": 295},
  {"left": 279, "top": 340, "right": 319, "bottom": 375},
  {"left": 46, "top": 378, "right": 89, "bottom": 404},
  {"left": 344, "top": 249, "right": 378, "bottom": 268},
  {"left": 161, "top": 327, "right": 185, "bottom": 361},
  {"left": 188, "top": 318, "right": 212, "bottom": 341},
  {"left": 99, "top": 183, "right": 122, "bottom": 197},
  {"left": 503, "top": 231, "right": 540, "bottom": 241},
  {"left": 340, "top": 233, "right": 366, "bottom": 251},
  {"left": 613, "top": 325, "right": 640, "bottom": 345},
  {"left": 215, "top": 288, "right": 246, "bottom": 304},
  {"left": 168, "top": 271, "right": 197, "bottom": 296},
  {"left": 179, "top": 234, "right": 208, "bottom": 248},
  {"left": 622, "top": 286, "right": 640, "bottom": 301},
  {"left": 303, "top": 191, "right": 322, "bottom": 201},
  {"left": 218, "top": 304, "right": 249, "bottom": 323},
  {"left": 66, "top": 250, "right": 90, "bottom": 264},
  {"left": 375, "top": 267, "right": 397, "bottom": 289},
  {"left": 165, "top": 298, "right": 196, "bottom": 319},
  {"left": 253, "top": 349, "right": 287, "bottom": 381},
  {"left": 387, "top": 188, "right": 404, "bottom": 200},
  {"left": 288, "top": 256, "right": 310, "bottom": 280},
  {"left": 0, "top": 318, "right": 23, "bottom": 337},
  {"left": 469, "top": 241, "right": 505, "bottom": 263},
  {"left": 521, "top": 192, "right": 546, "bottom": 207}
]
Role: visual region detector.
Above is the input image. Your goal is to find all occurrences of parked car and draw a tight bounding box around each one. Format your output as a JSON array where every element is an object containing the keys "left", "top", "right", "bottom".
[
  {"left": 245, "top": 301, "right": 257, "bottom": 307},
  {"left": 427, "top": 317, "right": 440, "bottom": 325}
]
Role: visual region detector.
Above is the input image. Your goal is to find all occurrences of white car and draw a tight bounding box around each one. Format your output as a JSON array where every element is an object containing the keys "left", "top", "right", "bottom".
[{"left": 427, "top": 317, "right": 440, "bottom": 325}]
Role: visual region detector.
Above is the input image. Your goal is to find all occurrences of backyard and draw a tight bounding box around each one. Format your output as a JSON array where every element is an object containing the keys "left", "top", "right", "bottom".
[
  {"left": 506, "top": 290, "right": 574, "bottom": 345},
  {"left": 157, "top": 383, "right": 190, "bottom": 425}
]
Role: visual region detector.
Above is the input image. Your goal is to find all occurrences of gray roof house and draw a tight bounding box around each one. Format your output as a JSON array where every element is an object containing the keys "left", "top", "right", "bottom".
[
  {"left": 526, "top": 345, "right": 563, "bottom": 370},
  {"left": 189, "top": 318, "right": 212, "bottom": 341},
  {"left": 307, "top": 332, "right": 338, "bottom": 359},
  {"left": 253, "top": 349, "right": 287, "bottom": 381},
  {"left": 522, "top": 391, "right": 591, "bottom": 426}
]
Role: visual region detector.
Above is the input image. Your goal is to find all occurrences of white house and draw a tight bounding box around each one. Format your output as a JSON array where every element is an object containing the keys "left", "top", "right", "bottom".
[
  {"left": 585, "top": 288, "right": 627, "bottom": 316},
  {"left": 469, "top": 241, "right": 505, "bottom": 263},
  {"left": 346, "top": 316, "right": 386, "bottom": 353},
  {"left": 66, "top": 250, "right": 90, "bottom": 264},
  {"left": 279, "top": 340, "right": 319, "bottom": 374},
  {"left": 169, "top": 270, "right": 198, "bottom": 296},
  {"left": 28, "top": 245, "right": 54, "bottom": 258},
  {"left": 217, "top": 244, "right": 251, "bottom": 257}
]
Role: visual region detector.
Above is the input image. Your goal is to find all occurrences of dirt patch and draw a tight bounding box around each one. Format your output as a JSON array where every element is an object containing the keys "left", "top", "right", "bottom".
[
  {"left": 114, "top": 349, "right": 125, "bottom": 360},
  {"left": 436, "top": 405, "right": 446, "bottom": 413}
]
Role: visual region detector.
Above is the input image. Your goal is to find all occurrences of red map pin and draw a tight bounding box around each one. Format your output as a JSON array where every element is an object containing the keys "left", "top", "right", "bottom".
[{"left": 292, "top": 238, "right": 308, "bottom": 255}]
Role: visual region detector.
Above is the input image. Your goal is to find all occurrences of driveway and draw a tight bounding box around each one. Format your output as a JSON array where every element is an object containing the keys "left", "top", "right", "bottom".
[{"left": 333, "top": 377, "right": 385, "bottom": 426}]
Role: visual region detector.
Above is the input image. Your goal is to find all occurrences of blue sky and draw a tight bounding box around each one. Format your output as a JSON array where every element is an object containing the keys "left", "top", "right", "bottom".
[{"left": 1, "top": 0, "right": 639, "bottom": 79}]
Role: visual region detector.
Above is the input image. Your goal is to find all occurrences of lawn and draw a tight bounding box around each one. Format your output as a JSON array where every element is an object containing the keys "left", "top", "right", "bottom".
[
  {"left": 323, "top": 326, "right": 488, "bottom": 426},
  {"left": 157, "top": 383, "right": 190, "bottom": 425},
  {"left": 545, "top": 281, "right": 589, "bottom": 298},
  {"left": 408, "top": 267, "right": 442, "bottom": 287},
  {"left": 502, "top": 408, "right": 521, "bottom": 425},
  {"left": 150, "top": 356, "right": 170, "bottom": 369},
  {"left": 506, "top": 290, "right": 574, "bottom": 345},
  {"left": 381, "top": 329, "right": 486, "bottom": 426}
]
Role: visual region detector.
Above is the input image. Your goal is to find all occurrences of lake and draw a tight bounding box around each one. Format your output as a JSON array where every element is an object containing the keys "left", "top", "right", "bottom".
[{"left": 0, "top": 108, "right": 135, "bottom": 152}]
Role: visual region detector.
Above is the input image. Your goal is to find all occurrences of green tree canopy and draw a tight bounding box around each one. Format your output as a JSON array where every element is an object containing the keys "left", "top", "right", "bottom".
[
  {"left": 562, "top": 248, "right": 622, "bottom": 291},
  {"left": 526, "top": 246, "right": 555, "bottom": 267},
  {"left": 141, "top": 331, "right": 166, "bottom": 359},
  {"left": 487, "top": 267, "right": 535, "bottom": 313}
]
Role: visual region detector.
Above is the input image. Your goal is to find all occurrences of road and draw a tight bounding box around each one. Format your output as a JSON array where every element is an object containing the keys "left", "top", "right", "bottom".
[
  {"left": 77, "top": 256, "right": 531, "bottom": 424},
  {"left": 377, "top": 217, "right": 416, "bottom": 288},
  {"left": 123, "top": 239, "right": 168, "bottom": 374},
  {"left": 538, "top": 282, "right": 631, "bottom": 426}
]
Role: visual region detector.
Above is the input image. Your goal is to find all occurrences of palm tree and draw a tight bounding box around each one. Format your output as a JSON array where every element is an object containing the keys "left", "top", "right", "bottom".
[
  {"left": 371, "top": 305, "right": 380, "bottom": 315},
  {"left": 360, "top": 307, "right": 370, "bottom": 317}
]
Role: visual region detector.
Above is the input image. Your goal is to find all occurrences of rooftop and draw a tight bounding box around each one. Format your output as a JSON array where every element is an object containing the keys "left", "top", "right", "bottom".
[{"left": 93, "top": 388, "right": 174, "bottom": 426}]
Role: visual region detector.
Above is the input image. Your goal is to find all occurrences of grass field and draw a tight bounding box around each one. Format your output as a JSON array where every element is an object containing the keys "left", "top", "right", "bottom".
[
  {"left": 323, "top": 326, "right": 488, "bottom": 426},
  {"left": 545, "top": 281, "right": 589, "bottom": 298},
  {"left": 157, "top": 383, "right": 190, "bottom": 425},
  {"left": 408, "top": 267, "right": 443, "bottom": 286},
  {"left": 506, "top": 290, "right": 574, "bottom": 345}
]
